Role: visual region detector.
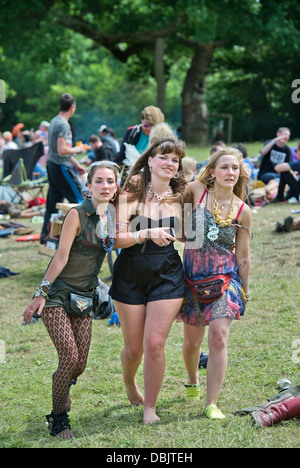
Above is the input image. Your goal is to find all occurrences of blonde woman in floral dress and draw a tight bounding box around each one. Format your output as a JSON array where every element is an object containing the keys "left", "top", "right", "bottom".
[{"left": 178, "top": 148, "right": 252, "bottom": 420}]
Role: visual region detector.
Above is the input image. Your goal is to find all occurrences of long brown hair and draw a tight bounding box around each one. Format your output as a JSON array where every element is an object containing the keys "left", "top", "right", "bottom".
[
  {"left": 124, "top": 137, "right": 191, "bottom": 207},
  {"left": 198, "top": 147, "right": 251, "bottom": 200}
]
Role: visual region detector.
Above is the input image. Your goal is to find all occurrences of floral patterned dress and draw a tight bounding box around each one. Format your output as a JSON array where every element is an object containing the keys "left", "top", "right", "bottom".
[{"left": 178, "top": 190, "right": 246, "bottom": 327}]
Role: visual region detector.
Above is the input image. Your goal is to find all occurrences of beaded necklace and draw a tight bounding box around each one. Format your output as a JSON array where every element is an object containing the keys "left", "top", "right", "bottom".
[
  {"left": 212, "top": 192, "right": 235, "bottom": 228},
  {"left": 96, "top": 209, "right": 114, "bottom": 252},
  {"left": 207, "top": 192, "right": 235, "bottom": 242},
  {"left": 147, "top": 183, "right": 173, "bottom": 202}
]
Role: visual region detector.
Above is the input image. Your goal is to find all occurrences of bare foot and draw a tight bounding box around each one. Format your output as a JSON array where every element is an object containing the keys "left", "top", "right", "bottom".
[
  {"left": 125, "top": 384, "right": 144, "bottom": 406},
  {"left": 143, "top": 406, "right": 161, "bottom": 424}
]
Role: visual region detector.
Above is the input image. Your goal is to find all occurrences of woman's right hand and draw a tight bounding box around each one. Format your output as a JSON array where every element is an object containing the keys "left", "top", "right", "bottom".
[
  {"left": 22, "top": 296, "right": 45, "bottom": 324},
  {"left": 148, "top": 227, "right": 176, "bottom": 248}
]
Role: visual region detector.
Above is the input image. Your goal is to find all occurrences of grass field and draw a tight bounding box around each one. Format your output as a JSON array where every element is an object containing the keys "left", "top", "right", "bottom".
[{"left": 0, "top": 142, "right": 299, "bottom": 449}]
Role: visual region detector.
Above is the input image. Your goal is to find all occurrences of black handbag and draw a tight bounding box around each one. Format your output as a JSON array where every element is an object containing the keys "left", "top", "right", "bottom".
[{"left": 67, "top": 291, "right": 94, "bottom": 318}]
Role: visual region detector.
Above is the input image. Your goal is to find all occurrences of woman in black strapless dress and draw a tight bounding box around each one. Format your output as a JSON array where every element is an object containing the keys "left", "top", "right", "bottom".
[{"left": 110, "top": 137, "right": 191, "bottom": 424}]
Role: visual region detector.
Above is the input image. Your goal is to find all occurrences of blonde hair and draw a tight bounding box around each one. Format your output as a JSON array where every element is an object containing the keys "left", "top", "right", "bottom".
[
  {"left": 149, "top": 123, "right": 174, "bottom": 144},
  {"left": 198, "top": 147, "right": 250, "bottom": 200},
  {"left": 182, "top": 156, "right": 197, "bottom": 175}
]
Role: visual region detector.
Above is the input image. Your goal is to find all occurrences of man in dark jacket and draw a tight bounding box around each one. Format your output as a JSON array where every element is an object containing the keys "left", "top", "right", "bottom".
[{"left": 88, "top": 135, "right": 115, "bottom": 162}]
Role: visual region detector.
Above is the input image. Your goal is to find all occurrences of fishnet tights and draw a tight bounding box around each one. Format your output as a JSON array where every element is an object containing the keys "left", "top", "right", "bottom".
[{"left": 42, "top": 306, "right": 92, "bottom": 414}]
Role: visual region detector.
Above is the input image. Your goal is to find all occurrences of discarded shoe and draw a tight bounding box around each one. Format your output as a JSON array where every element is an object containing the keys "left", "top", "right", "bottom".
[
  {"left": 108, "top": 311, "right": 120, "bottom": 326},
  {"left": 199, "top": 352, "right": 209, "bottom": 369},
  {"left": 283, "top": 216, "right": 293, "bottom": 232},
  {"left": 275, "top": 216, "right": 294, "bottom": 233},
  {"left": 251, "top": 393, "right": 298, "bottom": 428}
]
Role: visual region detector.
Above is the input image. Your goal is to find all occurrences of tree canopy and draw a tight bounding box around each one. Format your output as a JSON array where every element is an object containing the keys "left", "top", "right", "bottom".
[{"left": 0, "top": 0, "right": 299, "bottom": 143}]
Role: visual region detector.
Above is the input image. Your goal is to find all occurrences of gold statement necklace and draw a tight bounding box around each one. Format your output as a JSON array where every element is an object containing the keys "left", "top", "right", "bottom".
[
  {"left": 207, "top": 192, "right": 235, "bottom": 242},
  {"left": 212, "top": 192, "right": 235, "bottom": 228}
]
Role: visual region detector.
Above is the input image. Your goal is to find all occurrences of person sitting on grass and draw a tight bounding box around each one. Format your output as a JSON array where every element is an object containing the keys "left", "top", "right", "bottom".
[{"left": 271, "top": 140, "right": 300, "bottom": 204}]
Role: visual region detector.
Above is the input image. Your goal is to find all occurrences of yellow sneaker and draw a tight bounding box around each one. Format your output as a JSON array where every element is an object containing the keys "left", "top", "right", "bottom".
[
  {"left": 185, "top": 384, "right": 200, "bottom": 399},
  {"left": 205, "top": 404, "right": 226, "bottom": 420}
]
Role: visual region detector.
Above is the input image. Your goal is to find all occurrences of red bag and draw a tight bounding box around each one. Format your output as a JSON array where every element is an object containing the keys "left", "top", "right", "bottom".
[
  {"left": 185, "top": 274, "right": 231, "bottom": 304},
  {"left": 26, "top": 197, "right": 46, "bottom": 208}
]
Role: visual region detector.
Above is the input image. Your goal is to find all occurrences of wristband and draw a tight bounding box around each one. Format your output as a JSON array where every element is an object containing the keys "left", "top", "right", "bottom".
[
  {"left": 132, "top": 231, "right": 142, "bottom": 245},
  {"left": 39, "top": 279, "right": 52, "bottom": 294},
  {"left": 33, "top": 288, "right": 49, "bottom": 300}
]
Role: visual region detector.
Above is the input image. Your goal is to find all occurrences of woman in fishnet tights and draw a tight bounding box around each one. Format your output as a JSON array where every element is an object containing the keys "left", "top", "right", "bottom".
[{"left": 23, "top": 162, "right": 119, "bottom": 439}]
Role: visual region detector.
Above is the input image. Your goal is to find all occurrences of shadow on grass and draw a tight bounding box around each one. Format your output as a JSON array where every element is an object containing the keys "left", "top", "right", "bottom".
[
  {"left": 75, "top": 396, "right": 199, "bottom": 437},
  {"left": 14, "top": 396, "right": 200, "bottom": 447}
]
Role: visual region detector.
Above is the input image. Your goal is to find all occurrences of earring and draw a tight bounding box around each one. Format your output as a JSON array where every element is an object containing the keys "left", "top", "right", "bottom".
[
  {"left": 110, "top": 192, "right": 117, "bottom": 202},
  {"left": 211, "top": 179, "right": 219, "bottom": 193},
  {"left": 173, "top": 172, "right": 180, "bottom": 179}
]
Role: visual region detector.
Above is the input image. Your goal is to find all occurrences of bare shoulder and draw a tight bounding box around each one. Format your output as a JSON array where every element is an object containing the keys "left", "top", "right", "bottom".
[
  {"left": 237, "top": 200, "right": 252, "bottom": 228},
  {"left": 188, "top": 180, "right": 206, "bottom": 202}
]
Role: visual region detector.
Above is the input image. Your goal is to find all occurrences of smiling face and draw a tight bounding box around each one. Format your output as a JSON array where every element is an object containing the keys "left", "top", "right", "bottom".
[
  {"left": 210, "top": 154, "right": 240, "bottom": 189},
  {"left": 87, "top": 167, "right": 118, "bottom": 204},
  {"left": 148, "top": 151, "right": 180, "bottom": 181}
]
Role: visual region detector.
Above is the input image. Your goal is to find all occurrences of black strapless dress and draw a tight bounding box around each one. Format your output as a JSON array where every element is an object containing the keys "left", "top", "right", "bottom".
[{"left": 109, "top": 215, "right": 185, "bottom": 305}]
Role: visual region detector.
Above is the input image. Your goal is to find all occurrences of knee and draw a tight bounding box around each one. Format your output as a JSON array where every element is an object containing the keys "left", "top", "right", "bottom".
[
  {"left": 123, "top": 343, "right": 143, "bottom": 362},
  {"left": 208, "top": 328, "right": 228, "bottom": 352},
  {"left": 183, "top": 334, "right": 203, "bottom": 355},
  {"left": 73, "top": 359, "right": 88, "bottom": 378},
  {"left": 144, "top": 336, "right": 164, "bottom": 361}
]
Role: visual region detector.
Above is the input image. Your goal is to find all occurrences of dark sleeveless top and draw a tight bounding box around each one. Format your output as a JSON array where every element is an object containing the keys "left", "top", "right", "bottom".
[
  {"left": 45, "top": 197, "right": 109, "bottom": 307},
  {"left": 109, "top": 213, "right": 185, "bottom": 304}
]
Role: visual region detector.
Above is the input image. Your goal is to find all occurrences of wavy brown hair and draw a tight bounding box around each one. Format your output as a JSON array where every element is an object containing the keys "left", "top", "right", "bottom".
[
  {"left": 197, "top": 147, "right": 251, "bottom": 200},
  {"left": 124, "top": 137, "right": 191, "bottom": 207}
]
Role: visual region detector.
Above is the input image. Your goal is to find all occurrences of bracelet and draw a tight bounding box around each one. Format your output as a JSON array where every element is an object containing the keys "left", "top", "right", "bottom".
[
  {"left": 39, "top": 279, "right": 52, "bottom": 293},
  {"left": 33, "top": 288, "right": 49, "bottom": 301},
  {"left": 132, "top": 231, "right": 142, "bottom": 245}
]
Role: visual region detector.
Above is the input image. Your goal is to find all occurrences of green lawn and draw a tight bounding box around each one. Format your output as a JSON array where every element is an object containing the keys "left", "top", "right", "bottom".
[{"left": 0, "top": 142, "right": 299, "bottom": 448}]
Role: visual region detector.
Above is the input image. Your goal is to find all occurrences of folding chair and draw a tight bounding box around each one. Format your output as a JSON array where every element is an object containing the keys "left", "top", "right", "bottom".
[{"left": 1, "top": 141, "right": 47, "bottom": 201}]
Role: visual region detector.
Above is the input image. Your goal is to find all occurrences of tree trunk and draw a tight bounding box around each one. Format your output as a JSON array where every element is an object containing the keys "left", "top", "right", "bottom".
[
  {"left": 181, "top": 44, "right": 213, "bottom": 144},
  {"left": 154, "top": 37, "right": 166, "bottom": 113}
]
